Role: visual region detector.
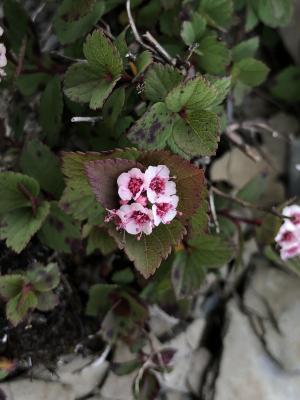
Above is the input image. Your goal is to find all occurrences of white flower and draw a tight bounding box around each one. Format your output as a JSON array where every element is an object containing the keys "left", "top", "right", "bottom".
[
  {"left": 117, "top": 168, "right": 145, "bottom": 201},
  {"left": 0, "top": 27, "right": 3, "bottom": 37},
  {"left": 152, "top": 195, "right": 179, "bottom": 226},
  {"left": 144, "top": 165, "right": 176, "bottom": 203},
  {"left": 118, "top": 203, "right": 154, "bottom": 236}
]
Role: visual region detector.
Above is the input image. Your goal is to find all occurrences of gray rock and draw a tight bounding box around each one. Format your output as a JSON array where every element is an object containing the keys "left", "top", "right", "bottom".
[
  {"left": 0, "top": 379, "right": 74, "bottom": 400},
  {"left": 215, "top": 301, "right": 300, "bottom": 400}
]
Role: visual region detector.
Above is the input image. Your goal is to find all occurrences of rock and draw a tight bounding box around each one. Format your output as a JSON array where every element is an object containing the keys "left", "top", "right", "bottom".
[
  {"left": 148, "top": 305, "right": 179, "bottom": 337},
  {"left": 162, "top": 318, "right": 207, "bottom": 393},
  {"left": 215, "top": 301, "right": 300, "bottom": 400},
  {"left": 0, "top": 379, "right": 74, "bottom": 400},
  {"left": 57, "top": 355, "right": 109, "bottom": 398},
  {"left": 245, "top": 260, "right": 300, "bottom": 372}
]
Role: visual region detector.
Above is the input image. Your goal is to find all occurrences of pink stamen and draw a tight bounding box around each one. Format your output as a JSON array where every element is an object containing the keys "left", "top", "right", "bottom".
[
  {"left": 292, "top": 214, "right": 300, "bottom": 224},
  {"left": 282, "top": 231, "right": 294, "bottom": 242},
  {"left": 156, "top": 202, "right": 172, "bottom": 218},
  {"left": 150, "top": 177, "right": 165, "bottom": 194},
  {"left": 131, "top": 210, "right": 150, "bottom": 225}
]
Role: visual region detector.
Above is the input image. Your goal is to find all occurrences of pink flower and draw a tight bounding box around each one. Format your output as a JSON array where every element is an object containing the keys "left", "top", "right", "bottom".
[
  {"left": 145, "top": 165, "right": 176, "bottom": 203},
  {"left": 117, "top": 168, "right": 145, "bottom": 201},
  {"left": 118, "top": 203, "right": 154, "bottom": 236},
  {"left": 152, "top": 195, "right": 179, "bottom": 226},
  {"left": 275, "top": 205, "right": 300, "bottom": 261}
]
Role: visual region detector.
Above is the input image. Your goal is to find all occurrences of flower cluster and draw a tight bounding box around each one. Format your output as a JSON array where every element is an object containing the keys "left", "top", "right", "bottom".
[
  {"left": 275, "top": 205, "right": 300, "bottom": 260},
  {"left": 105, "top": 165, "right": 179, "bottom": 238},
  {"left": 0, "top": 27, "right": 7, "bottom": 81}
]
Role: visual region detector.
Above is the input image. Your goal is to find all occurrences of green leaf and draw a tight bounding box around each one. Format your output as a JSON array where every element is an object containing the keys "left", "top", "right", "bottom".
[
  {"left": 271, "top": 66, "right": 300, "bottom": 102},
  {"left": 111, "top": 268, "right": 135, "bottom": 285},
  {"left": 16, "top": 73, "right": 50, "bottom": 97},
  {"left": 135, "top": 51, "right": 153, "bottom": 76},
  {"left": 38, "top": 202, "right": 81, "bottom": 253},
  {"left": 165, "top": 77, "right": 220, "bottom": 113},
  {"left": 232, "top": 37, "right": 259, "bottom": 62},
  {"left": 196, "top": 34, "right": 231, "bottom": 74},
  {"left": 181, "top": 13, "right": 207, "bottom": 45},
  {"left": 199, "top": 0, "right": 234, "bottom": 29},
  {"left": 144, "top": 63, "right": 182, "bottom": 103},
  {"left": 0, "top": 172, "right": 40, "bottom": 215},
  {"left": 86, "top": 283, "right": 118, "bottom": 317},
  {"left": 86, "top": 227, "right": 117, "bottom": 255},
  {"left": 109, "top": 219, "right": 186, "bottom": 278},
  {"left": 102, "top": 87, "right": 125, "bottom": 129},
  {"left": 232, "top": 57, "right": 269, "bottom": 87},
  {"left": 250, "top": 0, "right": 293, "bottom": 28},
  {"left": 111, "top": 359, "right": 142, "bottom": 376},
  {"left": 36, "top": 291, "right": 59, "bottom": 312},
  {"left": 209, "top": 77, "right": 232, "bottom": 107},
  {"left": 237, "top": 173, "right": 268, "bottom": 203},
  {"left": 172, "top": 235, "right": 234, "bottom": 297},
  {"left": 64, "top": 30, "right": 123, "bottom": 109},
  {"left": 0, "top": 275, "right": 25, "bottom": 300},
  {"left": 0, "top": 201, "right": 50, "bottom": 253},
  {"left": 39, "top": 77, "right": 63, "bottom": 147},
  {"left": 20, "top": 138, "right": 65, "bottom": 199},
  {"left": 28, "top": 262, "right": 60, "bottom": 292},
  {"left": 6, "top": 290, "right": 38, "bottom": 326},
  {"left": 171, "top": 109, "right": 220, "bottom": 157},
  {"left": 188, "top": 187, "right": 208, "bottom": 238},
  {"left": 189, "top": 234, "right": 234, "bottom": 267},
  {"left": 53, "top": 0, "right": 105, "bottom": 44},
  {"left": 127, "top": 102, "right": 174, "bottom": 150}
]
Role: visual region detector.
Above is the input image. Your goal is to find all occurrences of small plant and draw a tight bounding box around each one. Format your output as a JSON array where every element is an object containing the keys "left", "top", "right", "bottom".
[{"left": 0, "top": 263, "right": 60, "bottom": 326}]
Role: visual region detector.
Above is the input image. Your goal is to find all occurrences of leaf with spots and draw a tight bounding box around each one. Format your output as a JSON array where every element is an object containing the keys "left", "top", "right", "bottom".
[
  {"left": 127, "top": 102, "right": 174, "bottom": 150},
  {"left": 109, "top": 219, "right": 186, "bottom": 278}
]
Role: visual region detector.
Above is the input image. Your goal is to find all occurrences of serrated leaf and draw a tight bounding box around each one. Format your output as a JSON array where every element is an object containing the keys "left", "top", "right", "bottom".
[
  {"left": 199, "top": 0, "right": 233, "bottom": 29},
  {"left": 128, "top": 102, "right": 174, "bottom": 150},
  {"left": 139, "top": 150, "right": 205, "bottom": 221},
  {"left": 0, "top": 275, "right": 24, "bottom": 300},
  {"left": 86, "top": 283, "right": 118, "bottom": 317},
  {"left": 36, "top": 291, "right": 59, "bottom": 312},
  {"left": 250, "top": 0, "right": 293, "bottom": 28},
  {"left": 85, "top": 158, "right": 143, "bottom": 209},
  {"left": 0, "top": 201, "right": 50, "bottom": 253},
  {"left": 188, "top": 187, "right": 209, "bottom": 238},
  {"left": 232, "top": 57, "right": 269, "bottom": 87},
  {"left": 171, "top": 109, "right": 220, "bottom": 157},
  {"left": 86, "top": 227, "right": 117, "bottom": 255},
  {"left": 0, "top": 172, "right": 40, "bottom": 215},
  {"left": 20, "top": 138, "right": 64, "bottom": 199},
  {"left": 196, "top": 34, "right": 231, "bottom": 74},
  {"left": 64, "top": 30, "right": 123, "bottom": 109},
  {"left": 53, "top": 0, "right": 105, "bottom": 44},
  {"left": 39, "top": 77, "right": 63, "bottom": 147},
  {"left": 102, "top": 87, "right": 125, "bottom": 129},
  {"left": 38, "top": 202, "right": 81, "bottom": 253},
  {"left": 232, "top": 37, "right": 259, "bottom": 62},
  {"left": 109, "top": 219, "right": 186, "bottom": 278},
  {"left": 144, "top": 63, "right": 182, "bottom": 103},
  {"left": 135, "top": 51, "right": 153, "bottom": 76},
  {"left": 6, "top": 290, "right": 38, "bottom": 326},
  {"left": 181, "top": 12, "right": 207, "bottom": 45},
  {"left": 209, "top": 77, "right": 231, "bottom": 107},
  {"left": 165, "top": 77, "right": 219, "bottom": 113}
]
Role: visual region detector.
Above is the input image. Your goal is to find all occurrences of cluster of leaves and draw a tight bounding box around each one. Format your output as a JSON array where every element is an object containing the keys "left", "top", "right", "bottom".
[
  {"left": 0, "top": 0, "right": 297, "bottom": 394},
  {"left": 0, "top": 263, "right": 60, "bottom": 326}
]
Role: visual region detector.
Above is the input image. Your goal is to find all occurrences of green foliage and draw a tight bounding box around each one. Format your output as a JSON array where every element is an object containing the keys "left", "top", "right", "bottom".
[
  {"left": 272, "top": 66, "right": 300, "bottom": 102},
  {"left": 64, "top": 30, "right": 123, "bottom": 109},
  {"left": 250, "top": 0, "right": 293, "bottom": 28},
  {"left": 232, "top": 57, "right": 269, "bottom": 87},
  {"left": 0, "top": 263, "right": 60, "bottom": 326},
  {"left": 199, "top": 0, "right": 234, "bottom": 29}
]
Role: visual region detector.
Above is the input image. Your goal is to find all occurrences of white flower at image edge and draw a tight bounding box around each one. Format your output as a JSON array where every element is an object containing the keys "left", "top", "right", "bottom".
[{"left": 275, "top": 205, "right": 300, "bottom": 260}]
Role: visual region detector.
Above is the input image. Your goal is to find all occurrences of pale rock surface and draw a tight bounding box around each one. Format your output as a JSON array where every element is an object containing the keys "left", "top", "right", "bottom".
[
  {"left": 215, "top": 301, "right": 300, "bottom": 400},
  {"left": 0, "top": 379, "right": 74, "bottom": 400},
  {"left": 245, "top": 261, "right": 300, "bottom": 372}
]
